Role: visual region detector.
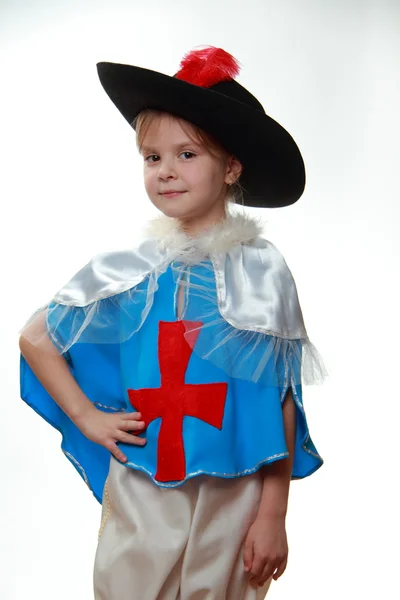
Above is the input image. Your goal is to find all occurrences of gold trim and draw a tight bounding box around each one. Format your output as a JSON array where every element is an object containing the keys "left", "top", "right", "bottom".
[{"left": 98, "top": 480, "right": 111, "bottom": 540}]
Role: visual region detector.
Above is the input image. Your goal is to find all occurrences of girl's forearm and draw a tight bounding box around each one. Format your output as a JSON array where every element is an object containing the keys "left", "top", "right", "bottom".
[
  {"left": 19, "top": 334, "right": 95, "bottom": 426},
  {"left": 256, "top": 388, "right": 297, "bottom": 519}
]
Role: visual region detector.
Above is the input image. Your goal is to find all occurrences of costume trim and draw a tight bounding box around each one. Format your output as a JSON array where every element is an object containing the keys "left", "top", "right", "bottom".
[
  {"left": 122, "top": 451, "right": 291, "bottom": 488},
  {"left": 98, "top": 479, "right": 111, "bottom": 539},
  {"left": 145, "top": 211, "right": 264, "bottom": 261},
  {"left": 63, "top": 450, "right": 90, "bottom": 488}
]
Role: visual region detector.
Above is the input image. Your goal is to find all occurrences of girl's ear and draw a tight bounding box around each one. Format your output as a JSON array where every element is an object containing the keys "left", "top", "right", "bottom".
[{"left": 225, "top": 155, "right": 243, "bottom": 185}]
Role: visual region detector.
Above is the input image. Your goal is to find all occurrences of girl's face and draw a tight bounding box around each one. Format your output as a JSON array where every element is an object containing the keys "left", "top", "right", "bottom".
[{"left": 140, "top": 114, "right": 241, "bottom": 234}]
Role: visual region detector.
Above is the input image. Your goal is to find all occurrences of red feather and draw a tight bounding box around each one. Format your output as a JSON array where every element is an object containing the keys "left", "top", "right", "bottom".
[{"left": 175, "top": 46, "right": 241, "bottom": 88}]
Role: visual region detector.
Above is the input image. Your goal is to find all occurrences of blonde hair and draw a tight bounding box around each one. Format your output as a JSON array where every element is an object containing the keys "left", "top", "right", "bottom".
[{"left": 132, "top": 109, "right": 244, "bottom": 205}]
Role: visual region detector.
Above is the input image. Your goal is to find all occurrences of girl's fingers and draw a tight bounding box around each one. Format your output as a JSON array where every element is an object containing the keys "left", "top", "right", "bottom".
[
  {"left": 258, "top": 562, "right": 274, "bottom": 585},
  {"left": 107, "top": 441, "right": 127, "bottom": 463},
  {"left": 273, "top": 557, "right": 287, "bottom": 580},
  {"left": 119, "top": 419, "right": 146, "bottom": 432},
  {"left": 120, "top": 412, "right": 141, "bottom": 420},
  {"left": 117, "top": 431, "right": 147, "bottom": 446},
  {"left": 249, "top": 554, "right": 264, "bottom": 580},
  {"left": 243, "top": 539, "right": 254, "bottom": 573}
]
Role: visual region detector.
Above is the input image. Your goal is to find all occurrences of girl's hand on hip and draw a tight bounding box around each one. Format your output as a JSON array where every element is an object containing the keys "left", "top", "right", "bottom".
[
  {"left": 75, "top": 408, "right": 146, "bottom": 462},
  {"left": 243, "top": 515, "right": 288, "bottom": 587}
]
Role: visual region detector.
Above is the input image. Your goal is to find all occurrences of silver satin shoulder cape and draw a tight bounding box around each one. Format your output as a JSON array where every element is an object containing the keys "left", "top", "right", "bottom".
[
  {"left": 53, "top": 235, "right": 306, "bottom": 339},
  {"left": 19, "top": 214, "right": 328, "bottom": 387}
]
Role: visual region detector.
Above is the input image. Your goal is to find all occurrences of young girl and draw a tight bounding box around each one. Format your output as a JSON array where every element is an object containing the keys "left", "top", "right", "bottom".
[{"left": 19, "top": 46, "right": 327, "bottom": 599}]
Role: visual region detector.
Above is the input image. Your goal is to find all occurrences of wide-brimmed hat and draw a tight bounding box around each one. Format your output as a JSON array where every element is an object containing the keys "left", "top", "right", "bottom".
[{"left": 97, "top": 46, "right": 305, "bottom": 208}]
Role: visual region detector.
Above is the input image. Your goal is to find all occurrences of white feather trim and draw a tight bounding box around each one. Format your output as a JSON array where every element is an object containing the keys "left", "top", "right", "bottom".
[{"left": 144, "top": 210, "right": 265, "bottom": 263}]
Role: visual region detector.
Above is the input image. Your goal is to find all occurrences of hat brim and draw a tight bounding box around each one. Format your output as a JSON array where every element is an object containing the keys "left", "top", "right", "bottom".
[{"left": 97, "top": 62, "right": 305, "bottom": 208}]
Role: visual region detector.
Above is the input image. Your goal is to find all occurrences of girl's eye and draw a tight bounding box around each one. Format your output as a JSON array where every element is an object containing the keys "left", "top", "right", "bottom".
[
  {"left": 180, "top": 151, "right": 196, "bottom": 159},
  {"left": 144, "top": 154, "right": 159, "bottom": 163},
  {"left": 144, "top": 151, "right": 196, "bottom": 163}
]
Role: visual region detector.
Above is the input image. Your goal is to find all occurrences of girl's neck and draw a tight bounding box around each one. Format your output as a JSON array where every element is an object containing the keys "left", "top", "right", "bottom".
[{"left": 177, "top": 208, "right": 228, "bottom": 238}]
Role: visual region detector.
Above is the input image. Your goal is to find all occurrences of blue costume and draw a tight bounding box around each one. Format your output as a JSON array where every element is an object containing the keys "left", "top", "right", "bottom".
[{"left": 19, "top": 212, "right": 327, "bottom": 503}]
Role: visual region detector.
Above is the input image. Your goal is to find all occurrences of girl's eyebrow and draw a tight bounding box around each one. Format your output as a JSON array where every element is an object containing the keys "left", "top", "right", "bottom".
[{"left": 141, "top": 140, "right": 202, "bottom": 155}]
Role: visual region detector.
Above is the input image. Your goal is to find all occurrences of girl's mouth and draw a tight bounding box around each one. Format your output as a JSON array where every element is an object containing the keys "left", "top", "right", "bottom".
[{"left": 161, "top": 192, "right": 186, "bottom": 198}]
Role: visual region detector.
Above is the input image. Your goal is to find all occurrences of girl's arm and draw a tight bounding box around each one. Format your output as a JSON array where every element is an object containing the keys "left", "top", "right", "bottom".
[
  {"left": 243, "top": 388, "right": 296, "bottom": 586},
  {"left": 257, "top": 388, "right": 296, "bottom": 519},
  {"left": 19, "top": 332, "right": 146, "bottom": 461},
  {"left": 20, "top": 334, "right": 98, "bottom": 425}
]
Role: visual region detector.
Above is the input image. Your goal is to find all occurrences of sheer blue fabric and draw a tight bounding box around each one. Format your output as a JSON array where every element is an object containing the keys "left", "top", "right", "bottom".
[{"left": 20, "top": 262, "right": 323, "bottom": 502}]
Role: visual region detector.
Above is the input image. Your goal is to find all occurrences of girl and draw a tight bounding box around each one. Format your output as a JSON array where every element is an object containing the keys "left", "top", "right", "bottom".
[{"left": 19, "top": 46, "right": 327, "bottom": 599}]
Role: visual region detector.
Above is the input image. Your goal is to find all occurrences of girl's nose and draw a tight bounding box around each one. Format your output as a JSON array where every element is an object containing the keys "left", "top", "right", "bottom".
[{"left": 157, "top": 158, "right": 177, "bottom": 180}]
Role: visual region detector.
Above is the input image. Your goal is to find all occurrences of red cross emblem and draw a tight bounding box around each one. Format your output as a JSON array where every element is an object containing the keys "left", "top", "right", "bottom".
[{"left": 127, "top": 320, "right": 228, "bottom": 482}]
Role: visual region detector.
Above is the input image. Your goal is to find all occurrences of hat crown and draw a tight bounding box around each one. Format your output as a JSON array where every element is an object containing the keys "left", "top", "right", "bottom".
[{"left": 208, "top": 80, "right": 265, "bottom": 114}]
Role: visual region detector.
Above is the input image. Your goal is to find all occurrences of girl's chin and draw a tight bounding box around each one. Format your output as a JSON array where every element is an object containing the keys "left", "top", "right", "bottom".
[
  {"left": 150, "top": 196, "right": 222, "bottom": 221},
  {"left": 156, "top": 202, "right": 195, "bottom": 219}
]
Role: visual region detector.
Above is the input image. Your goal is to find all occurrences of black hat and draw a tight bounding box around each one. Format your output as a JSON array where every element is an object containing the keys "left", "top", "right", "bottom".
[{"left": 97, "top": 46, "right": 305, "bottom": 208}]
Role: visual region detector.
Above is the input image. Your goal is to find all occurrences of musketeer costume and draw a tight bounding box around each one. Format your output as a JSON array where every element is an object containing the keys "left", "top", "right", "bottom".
[{"left": 19, "top": 46, "right": 328, "bottom": 600}]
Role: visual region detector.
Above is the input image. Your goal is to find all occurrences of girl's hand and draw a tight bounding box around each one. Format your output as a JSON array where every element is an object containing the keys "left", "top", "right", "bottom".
[
  {"left": 76, "top": 408, "right": 147, "bottom": 462},
  {"left": 243, "top": 515, "right": 288, "bottom": 587}
]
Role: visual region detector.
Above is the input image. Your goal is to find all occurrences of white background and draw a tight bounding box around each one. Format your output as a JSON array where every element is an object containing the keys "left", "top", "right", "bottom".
[{"left": 1, "top": 0, "right": 399, "bottom": 598}]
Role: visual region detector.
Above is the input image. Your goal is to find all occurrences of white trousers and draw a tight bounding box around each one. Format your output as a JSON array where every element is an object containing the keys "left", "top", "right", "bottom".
[{"left": 93, "top": 458, "right": 272, "bottom": 600}]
